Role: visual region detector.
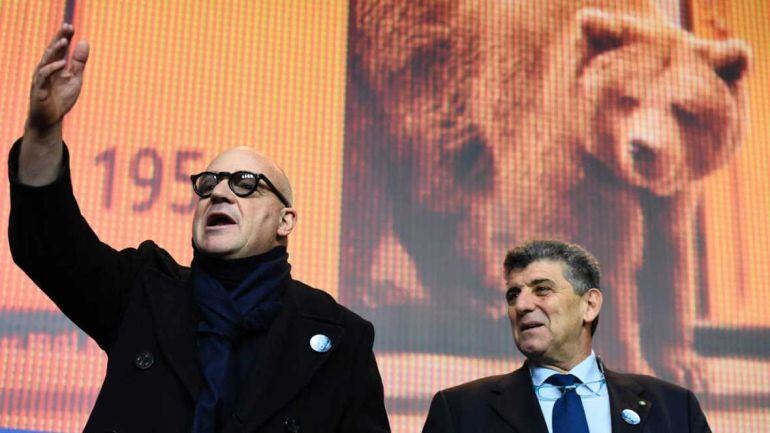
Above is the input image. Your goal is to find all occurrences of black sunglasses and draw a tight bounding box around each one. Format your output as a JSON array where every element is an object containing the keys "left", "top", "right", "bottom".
[{"left": 190, "top": 171, "right": 292, "bottom": 207}]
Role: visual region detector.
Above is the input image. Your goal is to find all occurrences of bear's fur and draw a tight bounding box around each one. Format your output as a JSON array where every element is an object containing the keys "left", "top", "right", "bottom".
[{"left": 342, "top": 0, "right": 750, "bottom": 385}]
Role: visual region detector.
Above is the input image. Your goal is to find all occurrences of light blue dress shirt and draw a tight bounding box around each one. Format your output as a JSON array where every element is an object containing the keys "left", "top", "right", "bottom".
[{"left": 529, "top": 351, "right": 612, "bottom": 433}]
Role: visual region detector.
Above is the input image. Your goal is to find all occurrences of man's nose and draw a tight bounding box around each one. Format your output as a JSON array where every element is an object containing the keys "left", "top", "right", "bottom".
[
  {"left": 514, "top": 290, "right": 536, "bottom": 314},
  {"left": 210, "top": 178, "right": 235, "bottom": 202}
]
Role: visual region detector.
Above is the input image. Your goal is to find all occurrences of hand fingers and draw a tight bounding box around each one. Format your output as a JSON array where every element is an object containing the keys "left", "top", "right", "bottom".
[
  {"left": 38, "top": 37, "right": 69, "bottom": 70},
  {"left": 68, "top": 40, "right": 90, "bottom": 78},
  {"left": 34, "top": 59, "right": 67, "bottom": 88},
  {"left": 37, "top": 23, "right": 75, "bottom": 73},
  {"left": 45, "top": 22, "right": 74, "bottom": 49}
]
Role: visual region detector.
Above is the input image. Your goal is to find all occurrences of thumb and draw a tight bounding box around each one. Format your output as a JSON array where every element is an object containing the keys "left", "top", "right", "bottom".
[{"left": 69, "top": 40, "right": 90, "bottom": 77}]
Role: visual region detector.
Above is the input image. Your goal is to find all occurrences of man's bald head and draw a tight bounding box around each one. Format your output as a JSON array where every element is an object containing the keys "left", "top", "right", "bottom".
[
  {"left": 208, "top": 146, "right": 294, "bottom": 205},
  {"left": 192, "top": 146, "right": 298, "bottom": 259}
]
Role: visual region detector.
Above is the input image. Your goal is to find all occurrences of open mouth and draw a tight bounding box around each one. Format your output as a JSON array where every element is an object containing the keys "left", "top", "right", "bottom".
[{"left": 206, "top": 212, "right": 237, "bottom": 227}]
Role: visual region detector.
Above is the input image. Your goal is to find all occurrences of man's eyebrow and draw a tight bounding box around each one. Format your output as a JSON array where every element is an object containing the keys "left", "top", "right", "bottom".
[
  {"left": 506, "top": 277, "right": 557, "bottom": 291},
  {"left": 528, "top": 278, "right": 555, "bottom": 287}
]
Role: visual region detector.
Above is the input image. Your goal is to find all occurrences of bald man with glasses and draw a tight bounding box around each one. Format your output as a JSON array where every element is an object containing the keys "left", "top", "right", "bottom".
[{"left": 9, "top": 23, "right": 390, "bottom": 433}]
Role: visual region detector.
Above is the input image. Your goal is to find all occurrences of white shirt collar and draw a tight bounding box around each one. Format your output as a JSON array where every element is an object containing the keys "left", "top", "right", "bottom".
[{"left": 529, "top": 350, "right": 604, "bottom": 393}]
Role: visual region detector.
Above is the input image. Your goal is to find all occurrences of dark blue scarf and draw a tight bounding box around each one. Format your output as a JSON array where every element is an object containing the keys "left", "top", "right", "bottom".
[{"left": 190, "top": 246, "right": 290, "bottom": 433}]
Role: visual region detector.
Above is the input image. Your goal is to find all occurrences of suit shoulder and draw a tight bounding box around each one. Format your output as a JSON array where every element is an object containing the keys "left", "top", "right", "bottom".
[
  {"left": 609, "top": 371, "right": 693, "bottom": 397},
  {"left": 134, "top": 240, "right": 187, "bottom": 279},
  {"left": 439, "top": 374, "right": 509, "bottom": 401},
  {"left": 289, "top": 279, "right": 373, "bottom": 331}
]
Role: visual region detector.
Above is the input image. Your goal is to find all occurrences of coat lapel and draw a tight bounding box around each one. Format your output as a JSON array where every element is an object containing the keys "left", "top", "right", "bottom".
[
  {"left": 489, "top": 364, "right": 549, "bottom": 433},
  {"left": 605, "top": 370, "right": 653, "bottom": 433},
  {"left": 223, "top": 281, "right": 345, "bottom": 433},
  {"left": 143, "top": 269, "right": 203, "bottom": 400}
]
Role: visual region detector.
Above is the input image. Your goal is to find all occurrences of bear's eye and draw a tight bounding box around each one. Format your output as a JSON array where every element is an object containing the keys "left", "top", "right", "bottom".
[
  {"left": 672, "top": 103, "right": 702, "bottom": 128},
  {"left": 408, "top": 38, "right": 451, "bottom": 90},
  {"left": 617, "top": 95, "right": 639, "bottom": 113}
]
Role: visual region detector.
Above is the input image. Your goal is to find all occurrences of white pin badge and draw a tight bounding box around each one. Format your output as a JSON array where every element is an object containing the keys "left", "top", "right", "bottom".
[
  {"left": 310, "top": 334, "right": 332, "bottom": 353},
  {"left": 622, "top": 409, "right": 641, "bottom": 425}
]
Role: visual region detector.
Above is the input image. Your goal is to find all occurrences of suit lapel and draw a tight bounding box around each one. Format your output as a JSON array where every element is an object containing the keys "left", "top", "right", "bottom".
[
  {"left": 224, "top": 281, "right": 345, "bottom": 433},
  {"left": 605, "top": 370, "right": 652, "bottom": 433},
  {"left": 489, "top": 364, "right": 549, "bottom": 433},
  {"left": 143, "top": 269, "right": 203, "bottom": 400}
]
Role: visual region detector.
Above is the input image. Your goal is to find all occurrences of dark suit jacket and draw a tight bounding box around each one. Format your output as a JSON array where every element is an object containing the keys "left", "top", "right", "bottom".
[
  {"left": 422, "top": 362, "right": 710, "bottom": 433},
  {"left": 8, "top": 141, "right": 390, "bottom": 433}
]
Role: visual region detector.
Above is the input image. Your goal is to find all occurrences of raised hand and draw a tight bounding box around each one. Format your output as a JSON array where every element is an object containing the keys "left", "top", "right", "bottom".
[
  {"left": 27, "top": 23, "right": 89, "bottom": 133},
  {"left": 19, "top": 23, "right": 89, "bottom": 186}
]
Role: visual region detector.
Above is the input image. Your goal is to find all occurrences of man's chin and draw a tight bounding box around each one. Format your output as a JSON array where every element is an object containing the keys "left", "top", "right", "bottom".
[
  {"left": 194, "top": 239, "right": 240, "bottom": 257},
  {"left": 514, "top": 340, "right": 547, "bottom": 360}
]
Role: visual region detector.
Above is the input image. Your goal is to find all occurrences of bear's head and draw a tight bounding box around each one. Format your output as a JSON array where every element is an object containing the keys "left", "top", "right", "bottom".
[{"left": 575, "top": 9, "right": 750, "bottom": 196}]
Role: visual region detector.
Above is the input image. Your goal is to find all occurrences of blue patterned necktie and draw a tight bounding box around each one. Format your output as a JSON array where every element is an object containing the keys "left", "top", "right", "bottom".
[{"left": 546, "top": 374, "right": 590, "bottom": 433}]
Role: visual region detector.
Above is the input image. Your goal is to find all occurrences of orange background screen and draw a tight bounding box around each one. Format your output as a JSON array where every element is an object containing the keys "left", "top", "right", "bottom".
[{"left": 0, "top": 1, "right": 768, "bottom": 432}]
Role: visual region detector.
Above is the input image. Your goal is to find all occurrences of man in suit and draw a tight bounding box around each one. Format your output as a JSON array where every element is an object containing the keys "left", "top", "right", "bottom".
[
  {"left": 422, "top": 240, "right": 710, "bottom": 433},
  {"left": 9, "top": 23, "right": 390, "bottom": 432}
]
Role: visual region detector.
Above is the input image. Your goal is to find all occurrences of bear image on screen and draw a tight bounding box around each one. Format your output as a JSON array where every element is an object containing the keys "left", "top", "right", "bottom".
[{"left": 340, "top": 0, "right": 750, "bottom": 386}]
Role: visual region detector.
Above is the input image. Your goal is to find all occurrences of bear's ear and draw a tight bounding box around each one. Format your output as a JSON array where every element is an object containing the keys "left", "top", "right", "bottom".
[
  {"left": 350, "top": 0, "right": 455, "bottom": 82},
  {"left": 577, "top": 8, "right": 644, "bottom": 62},
  {"left": 695, "top": 39, "right": 751, "bottom": 87}
]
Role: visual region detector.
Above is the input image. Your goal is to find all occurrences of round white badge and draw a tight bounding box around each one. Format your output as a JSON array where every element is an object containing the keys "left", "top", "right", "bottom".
[
  {"left": 622, "top": 409, "right": 641, "bottom": 425},
  {"left": 309, "top": 334, "right": 332, "bottom": 353}
]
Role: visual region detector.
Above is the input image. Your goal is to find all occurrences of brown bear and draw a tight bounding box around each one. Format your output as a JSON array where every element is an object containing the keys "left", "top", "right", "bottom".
[{"left": 341, "top": 0, "right": 750, "bottom": 387}]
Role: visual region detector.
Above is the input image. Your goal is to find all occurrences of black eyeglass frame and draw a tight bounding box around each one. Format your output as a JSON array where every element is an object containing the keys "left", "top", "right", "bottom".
[{"left": 190, "top": 171, "right": 292, "bottom": 207}]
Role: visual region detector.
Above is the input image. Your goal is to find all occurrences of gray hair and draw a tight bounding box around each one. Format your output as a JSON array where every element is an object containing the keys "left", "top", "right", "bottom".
[{"left": 504, "top": 239, "right": 601, "bottom": 334}]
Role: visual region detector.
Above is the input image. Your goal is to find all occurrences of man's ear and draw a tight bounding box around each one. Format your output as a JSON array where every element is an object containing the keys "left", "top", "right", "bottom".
[
  {"left": 577, "top": 8, "right": 646, "bottom": 65},
  {"left": 277, "top": 208, "right": 297, "bottom": 237},
  {"left": 582, "top": 288, "right": 603, "bottom": 324}
]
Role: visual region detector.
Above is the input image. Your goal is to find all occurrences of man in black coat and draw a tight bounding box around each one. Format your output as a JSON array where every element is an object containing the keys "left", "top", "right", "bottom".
[
  {"left": 9, "top": 23, "right": 390, "bottom": 433},
  {"left": 422, "top": 240, "right": 710, "bottom": 433}
]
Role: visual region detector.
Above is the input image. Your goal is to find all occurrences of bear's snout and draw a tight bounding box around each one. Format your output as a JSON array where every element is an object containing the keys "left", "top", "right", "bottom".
[{"left": 630, "top": 137, "right": 664, "bottom": 178}]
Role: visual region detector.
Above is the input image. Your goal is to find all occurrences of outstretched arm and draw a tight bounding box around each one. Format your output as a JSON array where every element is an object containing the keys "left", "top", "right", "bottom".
[{"left": 9, "top": 25, "right": 137, "bottom": 349}]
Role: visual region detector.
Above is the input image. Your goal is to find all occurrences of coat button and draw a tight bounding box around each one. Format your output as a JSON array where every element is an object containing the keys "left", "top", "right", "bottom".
[
  {"left": 284, "top": 417, "right": 299, "bottom": 432},
  {"left": 134, "top": 351, "right": 155, "bottom": 370},
  {"left": 232, "top": 412, "right": 244, "bottom": 425}
]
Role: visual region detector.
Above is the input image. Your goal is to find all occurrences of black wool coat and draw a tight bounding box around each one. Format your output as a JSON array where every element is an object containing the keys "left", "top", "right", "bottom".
[{"left": 8, "top": 141, "right": 391, "bottom": 433}]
